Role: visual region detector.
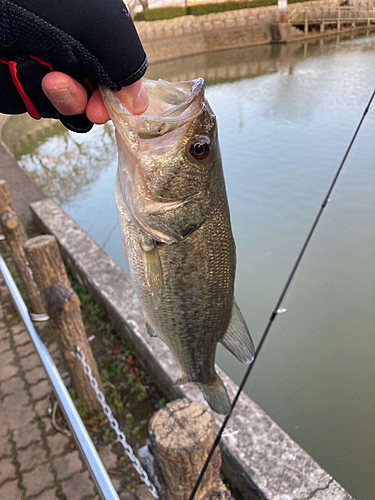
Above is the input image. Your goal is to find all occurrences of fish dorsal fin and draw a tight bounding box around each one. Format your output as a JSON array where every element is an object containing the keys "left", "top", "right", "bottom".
[
  {"left": 140, "top": 240, "right": 164, "bottom": 306},
  {"left": 220, "top": 301, "right": 254, "bottom": 364}
]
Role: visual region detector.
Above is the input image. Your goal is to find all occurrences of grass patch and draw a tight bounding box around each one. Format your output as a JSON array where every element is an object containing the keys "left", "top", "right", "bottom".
[{"left": 135, "top": 0, "right": 312, "bottom": 21}]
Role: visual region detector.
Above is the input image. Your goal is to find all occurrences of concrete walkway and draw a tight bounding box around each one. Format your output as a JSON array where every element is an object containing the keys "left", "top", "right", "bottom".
[{"left": 0, "top": 273, "right": 154, "bottom": 500}]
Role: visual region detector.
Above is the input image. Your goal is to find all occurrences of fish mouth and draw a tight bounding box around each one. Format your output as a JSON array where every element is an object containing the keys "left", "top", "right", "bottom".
[{"left": 101, "top": 78, "right": 205, "bottom": 140}]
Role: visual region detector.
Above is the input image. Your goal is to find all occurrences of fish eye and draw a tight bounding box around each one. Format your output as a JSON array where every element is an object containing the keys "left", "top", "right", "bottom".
[{"left": 188, "top": 136, "right": 210, "bottom": 160}]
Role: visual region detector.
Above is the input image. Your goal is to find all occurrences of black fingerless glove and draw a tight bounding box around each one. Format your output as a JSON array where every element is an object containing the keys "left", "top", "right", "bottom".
[{"left": 0, "top": 0, "right": 148, "bottom": 132}]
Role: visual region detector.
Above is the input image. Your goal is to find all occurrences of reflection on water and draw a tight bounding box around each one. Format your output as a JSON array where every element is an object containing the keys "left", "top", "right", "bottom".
[
  {"left": 9, "top": 119, "right": 117, "bottom": 205},
  {"left": 147, "top": 28, "right": 375, "bottom": 84},
  {"left": 3, "top": 31, "right": 375, "bottom": 500}
]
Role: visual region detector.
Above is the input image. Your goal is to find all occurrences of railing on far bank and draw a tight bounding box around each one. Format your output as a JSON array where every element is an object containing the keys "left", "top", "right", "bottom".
[{"left": 288, "top": 5, "right": 375, "bottom": 32}]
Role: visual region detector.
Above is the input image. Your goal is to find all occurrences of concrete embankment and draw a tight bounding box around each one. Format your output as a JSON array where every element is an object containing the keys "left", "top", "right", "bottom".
[{"left": 136, "top": 0, "right": 339, "bottom": 63}]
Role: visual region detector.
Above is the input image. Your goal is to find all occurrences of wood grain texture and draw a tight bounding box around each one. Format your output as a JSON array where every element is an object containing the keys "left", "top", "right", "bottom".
[
  {"left": 149, "top": 399, "right": 231, "bottom": 500},
  {"left": 0, "top": 211, "right": 45, "bottom": 314},
  {"left": 0, "top": 179, "right": 16, "bottom": 215},
  {"left": 23, "top": 235, "right": 70, "bottom": 307}
]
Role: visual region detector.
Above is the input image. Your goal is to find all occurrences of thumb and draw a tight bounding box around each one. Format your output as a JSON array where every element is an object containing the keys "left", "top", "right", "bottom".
[{"left": 115, "top": 80, "right": 148, "bottom": 114}]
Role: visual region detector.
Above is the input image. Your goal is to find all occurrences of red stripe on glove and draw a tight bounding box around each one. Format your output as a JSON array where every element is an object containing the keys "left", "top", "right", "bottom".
[{"left": 8, "top": 61, "right": 40, "bottom": 120}]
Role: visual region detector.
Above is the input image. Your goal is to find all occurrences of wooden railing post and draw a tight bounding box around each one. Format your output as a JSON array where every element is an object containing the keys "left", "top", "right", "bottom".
[
  {"left": 0, "top": 211, "right": 46, "bottom": 315},
  {"left": 24, "top": 234, "right": 102, "bottom": 412},
  {"left": 0, "top": 180, "right": 15, "bottom": 254},
  {"left": 0, "top": 180, "right": 45, "bottom": 315},
  {"left": 0, "top": 179, "right": 16, "bottom": 214},
  {"left": 149, "top": 399, "right": 232, "bottom": 500}
]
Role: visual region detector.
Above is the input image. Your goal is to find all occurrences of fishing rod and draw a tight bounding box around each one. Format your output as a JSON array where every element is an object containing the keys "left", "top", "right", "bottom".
[{"left": 188, "top": 88, "right": 375, "bottom": 500}]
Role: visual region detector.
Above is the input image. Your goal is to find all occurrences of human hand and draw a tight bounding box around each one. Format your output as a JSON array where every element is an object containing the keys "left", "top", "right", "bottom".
[
  {"left": 42, "top": 73, "right": 149, "bottom": 123},
  {"left": 0, "top": 0, "right": 148, "bottom": 132}
]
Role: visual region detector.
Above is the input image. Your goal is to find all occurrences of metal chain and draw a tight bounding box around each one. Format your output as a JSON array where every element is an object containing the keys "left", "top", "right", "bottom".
[{"left": 75, "top": 346, "right": 159, "bottom": 499}]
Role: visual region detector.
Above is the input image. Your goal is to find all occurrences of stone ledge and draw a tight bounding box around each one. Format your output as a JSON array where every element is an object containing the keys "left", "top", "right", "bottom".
[{"left": 30, "top": 198, "right": 352, "bottom": 500}]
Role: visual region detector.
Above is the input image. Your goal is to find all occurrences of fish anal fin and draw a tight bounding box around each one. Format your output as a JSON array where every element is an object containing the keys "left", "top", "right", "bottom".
[
  {"left": 220, "top": 301, "right": 254, "bottom": 364},
  {"left": 140, "top": 240, "right": 164, "bottom": 304},
  {"left": 198, "top": 375, "right": 231, "bottom": 415}
]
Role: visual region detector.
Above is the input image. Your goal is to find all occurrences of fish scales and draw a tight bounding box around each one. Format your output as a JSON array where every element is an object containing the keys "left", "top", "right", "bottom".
[{"left": 103, "top": 78, "right": 254, "bottom": 414}]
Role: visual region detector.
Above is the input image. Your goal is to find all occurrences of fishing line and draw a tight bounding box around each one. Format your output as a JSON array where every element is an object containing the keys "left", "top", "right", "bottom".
[{"left": 188, "top": 88, "right": 375, "bottom": 500}]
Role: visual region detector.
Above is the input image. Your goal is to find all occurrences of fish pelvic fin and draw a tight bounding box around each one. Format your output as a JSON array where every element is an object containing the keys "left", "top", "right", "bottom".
[
  {"left": 145, "top": 321, "right": 158, "bottom": 338},
  {"left": 140, "top": 240, "right": 164, "bottom": 304},
  {"left": 198, "top": 376, "right": 231, "bottom": 415},
  {"left": 220, "top": 300, "right": 255, "bottom": 364}
]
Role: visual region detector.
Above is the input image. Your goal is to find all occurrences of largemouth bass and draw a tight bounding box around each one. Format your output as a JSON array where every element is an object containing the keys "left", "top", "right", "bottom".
[{"left": 102, "top": 78, "right": 254, "bottom": 415}]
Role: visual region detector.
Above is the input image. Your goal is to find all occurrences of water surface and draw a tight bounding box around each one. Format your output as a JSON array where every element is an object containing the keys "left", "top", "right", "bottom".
[{"left": 6, "top": 31, "right": 375, "bottom": 499}]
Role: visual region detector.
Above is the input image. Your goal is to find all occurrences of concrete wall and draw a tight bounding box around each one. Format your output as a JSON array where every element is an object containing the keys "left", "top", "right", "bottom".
[
  {"left": 30, "top": 197, "right": 353, "bottom": 500},
  {"left": 136, "top": 0, "right": 338, "bottom": 62}
]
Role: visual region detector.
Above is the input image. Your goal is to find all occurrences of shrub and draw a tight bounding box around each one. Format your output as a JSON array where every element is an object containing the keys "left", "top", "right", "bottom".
[
  {"left": 135, "top": 6, "right": 186, "bottom": 21},
  {"left": 135, "top": 0, "right": 312, "bottom": 22}
]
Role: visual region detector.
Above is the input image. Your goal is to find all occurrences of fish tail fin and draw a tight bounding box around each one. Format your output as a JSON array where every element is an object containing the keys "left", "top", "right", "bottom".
[
  {"left": 198, "top": 375, "right": 231, "bottom": 415},
  {"left": 220, "top": 300, "right": 255, "bottom": 364}
]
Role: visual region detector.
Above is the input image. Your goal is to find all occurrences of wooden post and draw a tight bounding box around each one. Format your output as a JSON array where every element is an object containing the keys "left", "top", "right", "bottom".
[
  {"left": 0, "top": 180, "right": 45, "bottom": 315},
  {"left": 0, "top": 179, "right": 16, "bottom": 253},
  {"left": 149, "top": 399, "right": 232, "bottom": 500},
  {"left": 0, "top": 211, "right": 46, "bottom": 315},
  {"left": 320, "top": 7, "right": 325, "bottom": 32},
  {"left": 24, "top": 234, "right": 102, "bottom": 412},
  {"left": 0, "top": 180, "right": 16, "bottom": 214}
]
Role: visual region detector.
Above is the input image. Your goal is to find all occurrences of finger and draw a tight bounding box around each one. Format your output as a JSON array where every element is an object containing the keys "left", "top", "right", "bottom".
[
  {"left": 85, "top": 88, "right": 110, "bottom": 124},
  {"left": 116, "top": 80, "right": 149, "bottom": 114},
  {"left": 41, "top": 72, "right": 88, "bottom": 116},
  {"left": 86, "top": 80, "right": 149, "bottom": 124}
]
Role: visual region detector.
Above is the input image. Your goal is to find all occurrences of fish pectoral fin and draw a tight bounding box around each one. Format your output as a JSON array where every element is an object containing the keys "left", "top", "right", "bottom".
[
  {"left": 220, "top": 301, "right": 255, "bottom": 364},
  {"left": 140, "top": 240, "right": 164, "bottom": 303},
  {"left": 140, "top": 214, "right": 183, "bottom": 244},
  {"left": 133, "top": 179, "right": 210, "bottom": 244},
  {"left": 198, "top": 376, "right": 231, "bottom": 415}
]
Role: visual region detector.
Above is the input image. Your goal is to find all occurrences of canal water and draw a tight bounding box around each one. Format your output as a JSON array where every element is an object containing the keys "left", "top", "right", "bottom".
[{"left": 5, "top": 31, "right": 375, "bottom": 499}]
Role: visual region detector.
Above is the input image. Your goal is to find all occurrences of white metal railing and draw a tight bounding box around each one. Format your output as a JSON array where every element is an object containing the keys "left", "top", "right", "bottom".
[{"left": 288, "top": 5, "right": 375, "bottom": 24}]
